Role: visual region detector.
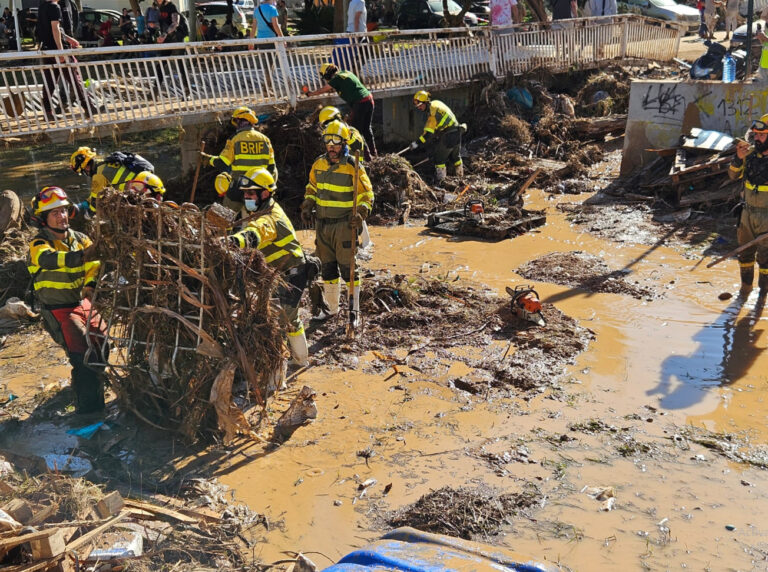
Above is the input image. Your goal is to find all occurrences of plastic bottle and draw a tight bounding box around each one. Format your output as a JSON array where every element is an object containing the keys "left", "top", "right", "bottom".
[{"left": 723, "top": 53, "right": 735, "bottom": 84}]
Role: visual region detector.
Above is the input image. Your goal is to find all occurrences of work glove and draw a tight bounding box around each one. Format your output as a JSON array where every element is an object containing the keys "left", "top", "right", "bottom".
[
  {"left": 410, "top": 141, "right": 419, "bottom": 150},
  {"left": 300, "top": 198, "right": 315, "bottom": 226},
  {"left": 81, "top": 242, "right": 99, "bottom": 262},
  {"left": 348, "top": 205, "right": 369, "bottom": 230}
]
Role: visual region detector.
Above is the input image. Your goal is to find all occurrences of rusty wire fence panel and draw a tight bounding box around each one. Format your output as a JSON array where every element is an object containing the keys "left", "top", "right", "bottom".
[
  {"left": 0, "top": 15, "right": 681, "bottom": 139},
  {"left": 88, "top": 201, "right": 209, "bottom": 377}
]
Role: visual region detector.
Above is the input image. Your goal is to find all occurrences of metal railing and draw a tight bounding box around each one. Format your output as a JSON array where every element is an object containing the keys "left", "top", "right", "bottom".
[{"left": 0, "top": 15, "right": 681, "bottom": 139}]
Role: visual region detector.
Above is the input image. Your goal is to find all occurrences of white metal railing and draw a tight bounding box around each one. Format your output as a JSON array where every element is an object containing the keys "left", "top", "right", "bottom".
[{"left": 0, "top": 15, "right": 681, "bottom": 139}]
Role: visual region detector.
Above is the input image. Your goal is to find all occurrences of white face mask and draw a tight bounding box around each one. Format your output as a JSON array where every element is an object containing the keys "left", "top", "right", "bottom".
[{"left": 244, "top": 199, "right": 258, "bottom": 212}]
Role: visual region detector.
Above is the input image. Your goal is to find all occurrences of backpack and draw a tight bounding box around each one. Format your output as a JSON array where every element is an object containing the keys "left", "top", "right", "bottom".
[{"left": 104, "top": 151, "right": 155, "bottom": 174}]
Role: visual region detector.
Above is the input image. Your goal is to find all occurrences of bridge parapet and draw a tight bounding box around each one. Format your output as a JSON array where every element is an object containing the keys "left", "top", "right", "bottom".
[{"left": 0, "top": 15, "right": 681, "bottom": 142}]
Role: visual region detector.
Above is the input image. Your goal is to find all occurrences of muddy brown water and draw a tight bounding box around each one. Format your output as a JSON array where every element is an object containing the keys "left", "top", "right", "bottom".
[{"left": 3, "top": 182, "right": 768, "bottom": 569}]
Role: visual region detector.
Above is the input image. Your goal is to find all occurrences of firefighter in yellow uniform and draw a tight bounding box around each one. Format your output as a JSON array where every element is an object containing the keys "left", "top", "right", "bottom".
[
  {"left": 209, "top": 106, "right": 277, "bottom": 212},
  {"left": 70, "top": 147, "right": 158, "bottom": 218},
  {"left": 410, "top": 90, "right": 465, "bottom": 183},
  {"left": 729, "top": 114, "right": 768, "bottom": 292},
  {"left": 318, "top": 106, "right": 368, "bottom": 162},
  {"left": 228, "top": 168, "right": 309, "bottom": 366},
  {"left": 301, "top": 121, "right": 374, "bottom": 328},
  {"left": 27, "top": 187, "right": 108, "bottom": 414}
]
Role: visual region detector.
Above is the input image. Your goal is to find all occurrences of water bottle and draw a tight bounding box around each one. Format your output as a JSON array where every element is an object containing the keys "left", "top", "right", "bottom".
[{"left": 723, "top": 53, "right": 735, "bottom": 84}]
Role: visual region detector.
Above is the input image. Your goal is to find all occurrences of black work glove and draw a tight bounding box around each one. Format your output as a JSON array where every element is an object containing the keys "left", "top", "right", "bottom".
[{"left": 300, "top": 199, "right": 315, "bottom": 226}]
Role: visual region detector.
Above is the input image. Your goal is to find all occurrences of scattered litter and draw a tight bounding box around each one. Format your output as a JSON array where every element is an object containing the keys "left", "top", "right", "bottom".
[{"left": 66, "top": 422, "right": 107, "bottom": 439}]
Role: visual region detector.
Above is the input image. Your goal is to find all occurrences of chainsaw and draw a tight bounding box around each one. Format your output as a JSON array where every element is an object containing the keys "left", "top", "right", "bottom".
[
  {"left": 506, "top": 285, "right": 545, "bottom": 326},
  {"left": 464, "top": 199, "right": 484, "bottom": 224}
]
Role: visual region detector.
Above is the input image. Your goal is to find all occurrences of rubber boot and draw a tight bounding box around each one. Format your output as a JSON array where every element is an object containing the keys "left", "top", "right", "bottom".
[
  {"left": 288, "top": 329, "right": 309, "bottom": 367},
  {"left": 454, "top": 164, "right": 464, "bottom": 177},
  {"left": 759, "top": 271, "right": 768, "bottom": 293},
  {"left": 435, "top": 166, "right": 447, "bottom": 184},
  {"left": 312, "top": 281, "right": 340, "bottom": 321},
  {"left": 349, "top": 283, "right": 361, "bottom": 329},
  {"left": 741, "top": 264, "right": 755, "bottom": 291},
  {"left": 266, "top": 359, "right": 287, "bottom": 395},
  {"left": 69, "top": 353, "right": 105, "bottom": 414}
]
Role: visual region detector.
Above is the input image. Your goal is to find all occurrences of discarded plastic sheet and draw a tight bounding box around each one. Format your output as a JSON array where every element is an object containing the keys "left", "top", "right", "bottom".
[
  {"left": 43, "top": 453, "right": 92, "bottom": 478},
  {"left": 66, "top": 421, "right": 106, "bottom": 439}
]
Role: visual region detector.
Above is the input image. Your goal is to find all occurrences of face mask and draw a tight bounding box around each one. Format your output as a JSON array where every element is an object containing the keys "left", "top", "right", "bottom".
[{"left": 244, "top": 199, "right": 258, "bottom": 211}]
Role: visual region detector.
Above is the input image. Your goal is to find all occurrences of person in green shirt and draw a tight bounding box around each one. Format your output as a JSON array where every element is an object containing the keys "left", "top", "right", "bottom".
[{"left": 305, "top": 63, "right": 377, "bottom": 156}]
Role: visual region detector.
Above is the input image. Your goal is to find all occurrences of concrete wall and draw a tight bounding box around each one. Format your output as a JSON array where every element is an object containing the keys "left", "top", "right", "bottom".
[
  {"left": 621, "top": 80, "right": 768, "bottom": 176},
  {"left": 380, "top": 87, "right": 471, "bottom": 145}
]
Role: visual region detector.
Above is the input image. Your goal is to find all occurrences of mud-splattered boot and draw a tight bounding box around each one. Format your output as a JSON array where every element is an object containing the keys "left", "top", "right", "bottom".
[
  {"left": 759, "top": 270, "right": 768, "bottom": 293},
  {"left": 740, "top": 263, "right": 754, "bottom": 292},
  {"left": 454, "top": 164, "right": 464, "bottom": 177},
  {"left": 435, "top": 166, "right": 447, "bottom": 184}
]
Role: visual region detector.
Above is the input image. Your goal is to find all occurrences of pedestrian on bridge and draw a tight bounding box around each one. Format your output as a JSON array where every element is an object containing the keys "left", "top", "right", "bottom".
[
  {"left": 36, "top": 0, "right": 98, "bottom": 120},
  {"left": 306, "top": 63, "right": 378, "bottom": 157},
  {"left": 729, "top": 115, "right": 768, "bottom": 292},
  {"left": 208, "top": 106, "right": 277, "bottom": 212},
  {"left": 27, "top": 187, "right": 107, "bottom": 414},
  {"left": 226, "top": 168, "right": 310, "bottom": 367},
  {"left": 301, "top": 120, "right": 374, "bottom": 328},
  {"left": 409, "top": 90, "right": 465, "bottom": 184}
]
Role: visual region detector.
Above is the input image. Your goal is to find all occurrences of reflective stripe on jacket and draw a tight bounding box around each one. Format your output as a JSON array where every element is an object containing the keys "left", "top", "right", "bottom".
[
  {"left": 305, "top": 154, "right": 374, "bottom": 220},
  {"left": 231, "top": 201, "right": 304, "bottom": 272},
  {"left": 731, "top": 150, "right": 768, "bottom": 209},
  {"left": 348, "top": 125, "right": 366, "bottom": 158},
  {"left": 210, "top": 128, "right": 276, "bottom": 178},
  {"left": 89, "top": 162, "right": 140, "bottom": 213},
  {"left": 27, "top": 228, "right": 99, "bottom": 307},
  {"left": 418, "top": 100, "right": 458, "bottom": 145}
]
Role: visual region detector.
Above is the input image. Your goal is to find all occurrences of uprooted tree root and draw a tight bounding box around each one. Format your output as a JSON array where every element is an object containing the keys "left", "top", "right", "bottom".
[
  {"left": 91, "top": 189, "right": 284, "bottom": 442},
  {"left": 388, "top": 485, "right": 544, "bottom": 540},
  {"left": 518, "top": 251, "right": 657, "bottom": 300}
]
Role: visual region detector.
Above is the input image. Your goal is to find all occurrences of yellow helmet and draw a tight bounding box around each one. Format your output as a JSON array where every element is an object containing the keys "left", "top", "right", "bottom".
[
  {"left": 215, "top": 172, "right": 233, "bottom": 197},
  {"left": 319, "top": 62, "right": 338, "bottom": 80},
  {"left": 240, "top": 168, "right": 276, "bottom": 192},
  {"left": 126, "top": 171, "right": 166, "bottom": 196},
  {"left": 70, "top": 146, "right": 97, "bottom": 174},
  {"left": 413, "top": 90, "right": 431, "bottom": 105},
  {"left": 231, "top": 106, "right": 259, "bottom": 126},
  {"left": 31, "top": 186, "right": 71, "bottom": 217},
  {"left": 322, "top": 120, "right": 350, "bottom": 145},
  {"left": 753, "top": 114, "right": 768, "bottom": 133},
  {"left": 319, "top": 106, "right": 342, "bottom": 126}
]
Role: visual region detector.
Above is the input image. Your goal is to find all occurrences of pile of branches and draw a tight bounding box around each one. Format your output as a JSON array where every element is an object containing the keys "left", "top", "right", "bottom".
[
  {"left": 365, "top": 154, "right": 434, "bottom": 222},
  {"left": 92, "top": 189, "right": 284, "bottom": 442},
  {"left": 0, "top": 226, "right": 32, "bottom": 304}
]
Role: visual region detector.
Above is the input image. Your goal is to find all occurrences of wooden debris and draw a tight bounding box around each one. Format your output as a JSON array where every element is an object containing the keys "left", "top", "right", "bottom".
[
  {"left": 29, "top": 529, "right": 65, "bottom": 560},
  {"left": 95, "top": 491, "right": 124, "bottom": 519},
  {"left": 1, "top": 499, "right": 33, "bottom": 525},
  {"left": 273, "top": 385, "right": 318, "bottom": 441}
]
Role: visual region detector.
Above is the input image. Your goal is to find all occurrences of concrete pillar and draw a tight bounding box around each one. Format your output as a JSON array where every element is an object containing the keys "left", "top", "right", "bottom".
[
  {"left": 381, "top": 88, "right": 471, "bottom": 145},
  {"left": 178, "top": 122, "right": 210, "bottom": 177}
]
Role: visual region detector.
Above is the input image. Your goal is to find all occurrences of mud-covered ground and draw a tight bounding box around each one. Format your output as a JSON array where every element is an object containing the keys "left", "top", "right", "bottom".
[{"left": 4, "top": 56, "right": 768, "bottom": 571}]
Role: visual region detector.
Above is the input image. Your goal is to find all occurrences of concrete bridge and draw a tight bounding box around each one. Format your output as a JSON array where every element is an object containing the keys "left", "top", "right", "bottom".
[{"left": 0, "top": 15, "right": 681, "bottom": 149}]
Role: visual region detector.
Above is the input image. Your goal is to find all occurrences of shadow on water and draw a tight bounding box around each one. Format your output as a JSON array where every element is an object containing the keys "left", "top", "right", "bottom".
[{"left": 646, "top": 289, "right": 767, "bottom": 410}]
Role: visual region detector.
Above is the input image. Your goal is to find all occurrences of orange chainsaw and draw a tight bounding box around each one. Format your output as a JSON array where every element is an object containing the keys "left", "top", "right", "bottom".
[{"left": 506, "top": 285, "right": 545, "bottom": 326}]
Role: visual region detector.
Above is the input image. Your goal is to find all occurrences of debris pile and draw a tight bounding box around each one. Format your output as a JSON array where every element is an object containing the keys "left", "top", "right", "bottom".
[
  {"left": 607, "top": 128, "right": 740, "bottom": 212},
  {"left": 388, "top": 485, "right": 544, "bottom": 540},
  {"left": 364, "top": 154, "right": 434, "bottom": 223},
  {"left": 0, "top": 460, "right": 262, "bottom": 570},
  {"left": 518, "top": 251, "right": 657, "bottom": 299},
  {"left": 91, "top": 189, "right": 284, "bottom": 441}
]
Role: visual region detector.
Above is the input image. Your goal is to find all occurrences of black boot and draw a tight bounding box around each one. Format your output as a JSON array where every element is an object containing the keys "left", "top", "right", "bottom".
[
  {"left": 741, "top": 265, "right": 755, "bottom": 290},
  {"left": 69, "top": 353, "right": 105, "bottom": 414},
  {"left": 759, "top": 272, "right": 768, "bottom": 293}
]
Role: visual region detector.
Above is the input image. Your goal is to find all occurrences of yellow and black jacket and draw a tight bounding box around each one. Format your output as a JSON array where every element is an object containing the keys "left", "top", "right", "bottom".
[
  {"left": 27, "top": 228, "right": 99, "bottom": 308},
  {"left": 230, "top": 201, "right": 304, "bottom": 273},
  {"left": 348, "top": 125, "right": 366, "bottom": 159},
  {"left": 730, "top": 149, "right": 768, "bottom": 210},
  {"left": 210, "top": 127, "right": 276, "bottom": 179},
  {"left": 88, "top": 162, "right": 140, "bottom": 215},
  {"left": 305, "top": 154, "right": 373, "bottom": 220},
  {"left": 417, "top": 100, "right": 458, "bottom": 145}
]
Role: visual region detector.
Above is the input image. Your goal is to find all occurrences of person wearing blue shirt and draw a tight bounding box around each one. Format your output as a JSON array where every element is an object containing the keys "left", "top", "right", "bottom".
[{"left": 251, "top": 0, "right": 282, "bottom": 39}]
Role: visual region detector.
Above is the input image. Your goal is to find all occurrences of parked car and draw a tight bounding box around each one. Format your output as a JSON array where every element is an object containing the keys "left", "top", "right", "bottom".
[
  {"left": 234, "top": 0, "right": 256, "bottom": 13},
  {"left": 732, "top": 19, "right": 766, "bottom": 46},
  {"left": 470, "top": 0, "right": 490, "bottom": 17},
  {"left": 618, "top": 0, "right": 700, "bottom": 31},
  {"left": 397, "top": 0, "right": 480, "bottom": 29},
  {"left": 196, "top": 2, "right": 248, "bottom": 34},
  {"left": 77, "top": 8, "right": 130, "bottom": 42}
]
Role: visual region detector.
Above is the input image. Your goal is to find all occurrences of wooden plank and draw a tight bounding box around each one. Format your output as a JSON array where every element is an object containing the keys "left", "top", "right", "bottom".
[
  {"left": 123, "top": 499, "right": 198, "bottom": 524},
  {"left": 94, "top": 491, "right": 124, "bottom": 519},
  {"left": 0, "top": 529, "right": 56, "bottom": 551},
  {"left": 679, "top": 187, "right": 738, "bottom": 207},
  {"left": 30, "top": 529, "right": 65, "bottom": 559},
  {"left": 66, "top": 512, "right": 128, "bottom": 553}
]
